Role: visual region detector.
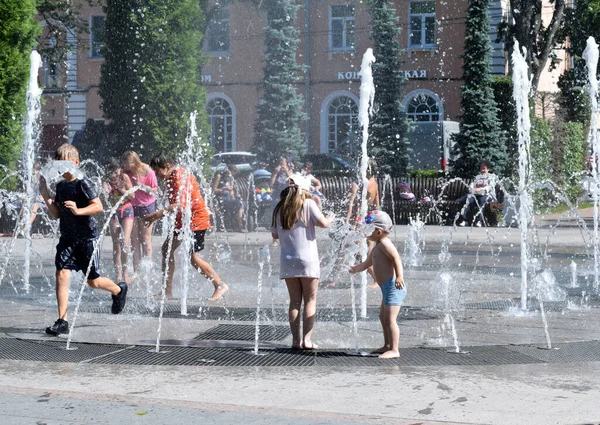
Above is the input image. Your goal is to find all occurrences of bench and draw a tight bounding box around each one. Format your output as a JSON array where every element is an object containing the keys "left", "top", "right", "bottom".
[
  {"left": 318, "top": 176, "right": 503, "bottom": 226},
  {"left": 214, "top": 175, "right": 504, "bottom": 229}
]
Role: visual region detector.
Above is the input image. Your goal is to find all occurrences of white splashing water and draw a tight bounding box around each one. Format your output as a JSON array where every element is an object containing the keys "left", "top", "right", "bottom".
[
  {"left": 511, "top": 40, "right": 533, "bottom": 310},
  {"left": 22, "top": 51, "right": 43, "bottom": 292},
  {"left": 582, "top": 37, "right": 600, "bottom": 291},
  {"left": 357, "top": 48, "right": 376, "bottom": 319}
]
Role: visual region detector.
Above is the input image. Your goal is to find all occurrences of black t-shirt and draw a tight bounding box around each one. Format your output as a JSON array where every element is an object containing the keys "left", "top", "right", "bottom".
[{"left": 54, "top": 177, "right": 99, "bottom": 241}]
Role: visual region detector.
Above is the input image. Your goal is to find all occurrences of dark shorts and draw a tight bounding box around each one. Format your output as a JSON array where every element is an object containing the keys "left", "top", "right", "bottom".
[
  {"left": 133, "top": 202, "right": 156, "bottom": 218},
  {"left": 110, "top": 206, "right": 134, "bottom": 226},
  {"left": 191, "top": 230, "right": 206, "bottom": 253},
  {"left": 55, "top": 238, "right": 101, "bottom": 280}
]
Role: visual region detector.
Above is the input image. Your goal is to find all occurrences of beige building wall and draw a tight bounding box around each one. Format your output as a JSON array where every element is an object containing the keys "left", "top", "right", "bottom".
[{"left": 39, "top": 0, "right": 569, "bottom": 159}]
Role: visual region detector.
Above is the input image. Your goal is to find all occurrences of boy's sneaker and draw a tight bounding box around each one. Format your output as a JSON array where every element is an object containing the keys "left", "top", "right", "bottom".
[
  {"left": 45, "top": 319, "right": 69, "bottom": 336},
  {"left": 111, "top": 282, "right": 128, "bottom": 314}
]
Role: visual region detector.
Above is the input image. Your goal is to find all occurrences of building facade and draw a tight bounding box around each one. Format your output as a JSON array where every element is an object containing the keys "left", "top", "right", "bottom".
[{"left": 38, "top": 0, "right": 566, "bottom": 167}]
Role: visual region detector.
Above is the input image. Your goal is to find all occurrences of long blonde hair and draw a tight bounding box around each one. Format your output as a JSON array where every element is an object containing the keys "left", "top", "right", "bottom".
[
  {"left": 121, "top": 151, "right": 144, "bottom": 176},
  {"left": 272, "top": 186, "right": 312, "bottom": 230}
]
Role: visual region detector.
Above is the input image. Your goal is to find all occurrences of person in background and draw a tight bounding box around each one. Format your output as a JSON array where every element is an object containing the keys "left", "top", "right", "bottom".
[
  {"left": 211, "top": 163, "right": 246, "bottom": 232},
  {"left": 121, "top": 151, "right": 158, "bottom": 272},
  {"left": 346, "top": 158, "right": 380, "bottom": 224},
  {"left": 103, "top": 158, "right": 134, "bottom": 284},
  {"left": 271, "top": 174, "right": 333, "bottom": 350},
  {"left": 301, "top": 161, "right": 324, "bottom": 210},
  {"left": 459, "top": 160, "right": 498, "bottom": 227}
]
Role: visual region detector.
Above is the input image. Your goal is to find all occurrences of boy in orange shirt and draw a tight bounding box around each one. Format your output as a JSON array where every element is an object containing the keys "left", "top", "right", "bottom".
[{"left": 144, "top": 153, "right": 229, "bottom": 300}]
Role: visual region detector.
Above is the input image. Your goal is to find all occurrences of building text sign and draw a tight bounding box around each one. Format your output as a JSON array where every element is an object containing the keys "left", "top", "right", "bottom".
[{"left": 337, "top": 70, "right": 427, "bottom": 80}]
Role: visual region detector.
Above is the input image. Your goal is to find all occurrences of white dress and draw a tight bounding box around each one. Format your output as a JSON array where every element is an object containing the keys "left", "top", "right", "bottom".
[{"left": 270, "top": 199, "right": 323, "bottom": 279}]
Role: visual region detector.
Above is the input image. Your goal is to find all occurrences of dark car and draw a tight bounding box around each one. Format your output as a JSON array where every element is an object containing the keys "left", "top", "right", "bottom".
[{"left": 301, "top": 153, "right": 357, "bottom": 176}]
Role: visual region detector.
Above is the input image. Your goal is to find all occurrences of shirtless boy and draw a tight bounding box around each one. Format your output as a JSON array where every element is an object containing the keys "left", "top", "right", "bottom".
[{"left": 349, "top": 210, "right": 406, "bottom": 359}]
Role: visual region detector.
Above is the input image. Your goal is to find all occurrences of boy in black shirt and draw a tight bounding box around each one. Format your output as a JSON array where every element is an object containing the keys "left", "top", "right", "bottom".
[{"left": 39, "top": 144, "right": 127, "bottom": 335}]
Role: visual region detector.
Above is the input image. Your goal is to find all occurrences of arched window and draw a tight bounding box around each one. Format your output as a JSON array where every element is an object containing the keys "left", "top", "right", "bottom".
[
  {"left": 206, "top": 97, "right": 233, "bottom": 152},
  {"left": 404, "top": 91, "right": 442, "bottom": 122},
  {"left": 327, "top": 95, "right": 359, "bottom": 154}
]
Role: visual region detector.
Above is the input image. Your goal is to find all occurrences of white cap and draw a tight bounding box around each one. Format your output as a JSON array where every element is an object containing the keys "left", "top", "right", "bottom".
[{"left": 288, "top": 173, "right": 311, "bottom": 192}]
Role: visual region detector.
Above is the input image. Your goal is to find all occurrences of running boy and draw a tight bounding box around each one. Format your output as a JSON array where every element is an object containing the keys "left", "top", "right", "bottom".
[
  {"left": 144, "top": 153, "right": 229, "bottom": 300},
  {"left": 349, "top": 210, "right": 405, "bottom": 359},
  {"left": 39, "top": 144, "right": 128, "bottom": 336}
]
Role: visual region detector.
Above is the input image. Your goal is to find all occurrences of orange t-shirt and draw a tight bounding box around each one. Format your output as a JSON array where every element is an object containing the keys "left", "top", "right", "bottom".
[{"left": 166, "top": 167, "right": 210, "bottom": 231}]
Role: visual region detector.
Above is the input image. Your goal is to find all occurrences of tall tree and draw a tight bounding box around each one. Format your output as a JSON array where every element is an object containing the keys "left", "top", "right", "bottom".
[
  {"left": 555, "top": 0, "right": 600, "bottom": 124},
  {"left": 498, "top": 0, "right": 566, "bottom": 95},
  {"left": 451, "top": 0, "right": 508, "bottom": 177},
  {"left": 367, "top": 0, "right": 411, "bottom": 176},
  {"left": 0, "top": 0, "right": 39, "bottom": 175},
  {"left": 100, "top": 0, "right": 208, "bottom": 158},
  {"left": 252, "top": 0, "right": 305, "bottom": 166}
]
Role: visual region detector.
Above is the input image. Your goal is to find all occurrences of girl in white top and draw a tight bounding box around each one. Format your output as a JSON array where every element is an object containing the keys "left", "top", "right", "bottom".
[{"left": 270, "top": 174, "right": 333, "bottom": 350}]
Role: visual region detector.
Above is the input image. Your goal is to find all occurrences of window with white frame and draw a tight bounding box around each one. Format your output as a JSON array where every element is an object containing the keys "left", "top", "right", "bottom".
[
  {"left": 205, "top": 5, "right": 230, "bottom": 53},
  {"left": 328, "top": 96, "right": 359, "bottom": 153},
  {"left": 409, "top": 1, "right": 435, "bottom": 48},
  {"left": 330, "top": 5, "right": 355, "bottom": 51},
  {"left": 206, "top": 97, "right": 234, "bottom": 152},
  {"left": 406, "top": 92, "right": 441, "bottom": 121},
  {"left": 90, "top": 16, "right": 105, "bottom": 58}
]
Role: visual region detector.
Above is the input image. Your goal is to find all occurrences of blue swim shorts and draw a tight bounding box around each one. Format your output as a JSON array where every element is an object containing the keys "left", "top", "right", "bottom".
[{"left": 380, "top": 277, "right": 407, "bottom": 306}]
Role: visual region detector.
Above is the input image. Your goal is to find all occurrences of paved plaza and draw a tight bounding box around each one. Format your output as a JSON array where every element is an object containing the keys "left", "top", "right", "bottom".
[{"left": 0, "top": 215, "right": 599, "bottom": 424}]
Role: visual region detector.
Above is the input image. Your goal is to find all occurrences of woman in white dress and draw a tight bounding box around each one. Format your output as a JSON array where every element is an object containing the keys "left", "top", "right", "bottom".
[{"left": 271, "top": 174, "right": 333, "bottom": 350}]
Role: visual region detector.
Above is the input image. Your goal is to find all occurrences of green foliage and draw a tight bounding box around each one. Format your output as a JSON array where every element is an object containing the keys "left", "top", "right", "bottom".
[
  {"left": 530, "top": 118, "right": 586, "bottom": 206},
  {"left": 0, "top": 0, "right": 39, "bottom": 180},
  {"left": 252, "top": 0, "right": 305, "bottom": 166},
  {"left": 551, "top": 121, "right": 586, "bottom": 200},
  {"left": 367, "top": 0, "right": 411, "bottom": 176},
  {"left": 451, "top": 0, "right": 508, "bottom": 178},
  {"left": 409, "top": 169, "right": 443, "bottom": 178},
  {"left": 557, "top": 68, "right": 592, "bottom": 124},
  {"left": 491, "top": 76, "right": 518, "bottom": 177},
  {"left": 100, "top": 0, "right": 209, "bottom": 161},
  {"left": 530, "top": 117, "right": 552, "bottom": 183}
]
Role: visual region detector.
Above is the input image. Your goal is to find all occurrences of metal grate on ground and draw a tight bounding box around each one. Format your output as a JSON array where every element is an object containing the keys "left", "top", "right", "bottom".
[
  {"left": 0, "top": 337, "right": 125, "bottom": 363},
  {"left": 0, "top": 336, "right": 597, "bottom": 367},
  {"left": 194, "top": 324, "right": 291, "bottom": 341}
]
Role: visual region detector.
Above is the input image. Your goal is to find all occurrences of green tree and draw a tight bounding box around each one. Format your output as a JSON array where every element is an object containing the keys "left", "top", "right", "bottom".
[
  {"left": 252, "top": 0, "right": 305, "bottom": 166},
  {"left": 497, "top": 0, "right": 566, "bottom": 95},
  {"left": 0, "top": 0, "right": 39, "bottom": 176},
  {"left": 491, "top": 76, "right": 518, "bottom": 177},
  {"left": 556, "top": 0, "right": 600, "bottom": 124},
  {"left": 100, "top": 0, "right": 208, "bottom": 159},
  {"left": 367, "top": 0, "right": 411, "bottom": 176},
  {"left": 451, "top": 0, "right": 507, "bottom": 177}
]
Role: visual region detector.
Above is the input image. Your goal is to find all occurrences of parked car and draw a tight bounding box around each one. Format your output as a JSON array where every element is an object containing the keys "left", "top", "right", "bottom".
[
  {"left": 301, "top": 153, "right": 357, "bottom": 176},
  {"left": 210, "top": 152, "right": 257, "bottom": 173}
]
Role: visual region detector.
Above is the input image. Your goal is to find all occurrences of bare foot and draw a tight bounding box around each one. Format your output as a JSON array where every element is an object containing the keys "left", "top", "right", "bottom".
[
  {"left": 271, "top": 240, "right": 279, "bottom": 247},
  {"left": 378, "top": 350, "right": 400, "bottom": 359},
  {"left": 368, "top": 282, "right": 379, "bottom": 289},
  {"left": 371, "top": 346, "right": 389, "bottom": 354},
  {"left": 302, "top": 341, "right": 318, "bottom": 350},
  {"left": 208, "top": 283, "right": 229, "bottom": 301},
  {"left": 291, "top": 342, "right": 302, "bottom": 350}
]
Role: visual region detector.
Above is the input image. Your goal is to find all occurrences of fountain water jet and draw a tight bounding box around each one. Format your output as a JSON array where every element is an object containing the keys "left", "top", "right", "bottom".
[
  {"left": 512, "top": 40, "right": 533, "bottom": 310},
  {"left": 357, "top": 48, "right": 376, "bottom": 319},
  {"left": 582, "top": 37, "right": 600, "bottom": 291}
]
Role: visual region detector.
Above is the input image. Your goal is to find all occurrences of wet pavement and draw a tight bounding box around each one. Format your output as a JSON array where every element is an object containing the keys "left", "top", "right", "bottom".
[{"left": 0, "top": 222, "right": 599, "bottom": 424}]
